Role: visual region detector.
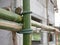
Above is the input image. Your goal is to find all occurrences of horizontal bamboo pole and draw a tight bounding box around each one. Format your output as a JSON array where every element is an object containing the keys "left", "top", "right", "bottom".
[
  {"left": 0, "top": 19, "right": 22, "bottom": 31},
  {"left": 0, "top": 19, "right": 59, "bottom": 32},
  {"left": 31, "top": 20, "right": 59, "bottom": 32},
  {"left": 0, "top": 8, "right": 22, "bottom": 23}
]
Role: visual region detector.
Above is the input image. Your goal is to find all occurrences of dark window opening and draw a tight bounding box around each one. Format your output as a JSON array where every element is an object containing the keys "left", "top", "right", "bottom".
[
  {"left": 48, "top": 33, "right": 53, "bottom": 42},
  {"left": 31, "top": 16, "right": 42, "bottom": 23},
  {"left": 49, "top": 24, "right": 53, "bottom": 26}
]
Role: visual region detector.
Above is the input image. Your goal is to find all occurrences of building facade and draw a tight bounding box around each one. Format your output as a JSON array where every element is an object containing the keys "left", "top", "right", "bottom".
[{"left": 30, "top": 0, "right": 57, "bottom": 45}]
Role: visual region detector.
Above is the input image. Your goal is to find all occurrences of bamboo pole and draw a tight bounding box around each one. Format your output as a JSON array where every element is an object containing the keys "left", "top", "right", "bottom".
[
  {"left": 0, "top": 8, "right": 22, "bottom": 23},
  {"left": 23, "top": 0, "right": 32, "bottom": 45},
  {"left": 31, "top": 20, "right": 59, "bottom": 32},
  {"left": 0, "top": 19, "right": 22, "bottom": 31},
  {"left": 55, "top": 31, "right": 58, "bottom": 45},
  {"left": 0, "top": 19, "right": 59, "bottom": 32},
  {"left": 12, "top": 31, "right": 17, "bottom": 45}
]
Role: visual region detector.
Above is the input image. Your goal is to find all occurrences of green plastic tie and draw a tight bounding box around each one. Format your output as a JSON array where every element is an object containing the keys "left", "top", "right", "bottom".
[
  {"left": 20, "top": 11, "right": 32, "bottom": 15},
  {"left": 17, "top": 29, "right": 32, "bottom": 34}
]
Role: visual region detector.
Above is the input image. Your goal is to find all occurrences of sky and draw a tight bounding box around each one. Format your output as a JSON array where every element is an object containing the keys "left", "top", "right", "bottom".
[{"left": 55, "top": 0, "right": 60, "bottom": 26}]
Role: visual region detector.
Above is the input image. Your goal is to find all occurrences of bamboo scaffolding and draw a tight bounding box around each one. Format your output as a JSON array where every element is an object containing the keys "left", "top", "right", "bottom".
[
  {"left": 31, "top": 20, "right": 59, "bottom": 32},
  {"left": 0, "top": 19, "right": 59, "bottom": 32},
  {"left": 0, "top": 19, "right": 22, "bottom": 31},
  {"left": 0, "top": 8, "right": 22, "bottom": 23}
]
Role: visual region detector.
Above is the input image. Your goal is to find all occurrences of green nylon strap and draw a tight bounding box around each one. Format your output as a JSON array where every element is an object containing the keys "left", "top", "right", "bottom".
[{"left": 17, "top": 29, "right": 32, "bottom": 34}]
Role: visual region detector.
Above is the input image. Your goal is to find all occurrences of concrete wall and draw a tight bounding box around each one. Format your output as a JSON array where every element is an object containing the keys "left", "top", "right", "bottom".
[
  {"left": 0, "top": 30, "right": 13, "bottom": 45},
  {"left": 48, "top": 0, "right": 55, "bottom": 25},
  {"left": 30, "top": 0, "right": 47, "bottom": 22},
  {"left": 30, "top": 0, "right": 55, "bottom": 25},
  {"left": 0, "top": 0, "right": 11, "bottom": 7},
  {"left": 17, "top": 34, "right": 23, "bottom": 45}
]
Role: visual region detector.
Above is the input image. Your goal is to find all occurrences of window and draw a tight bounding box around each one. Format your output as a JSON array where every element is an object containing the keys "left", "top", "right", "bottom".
[
  {"left": 32, "top": 33, "right": 41, "bottom": 41},
  {"left": 31, "top": 16, "right": 42, "bottom": 41},
  {"left": 49, "top": 24, "right": 53, "bottom": 26},
  {"left": 31, "top": 16, "right": 42, "bottom": 23},
  {"left": 48, "top": 33, "right": 53, "bottom": 42}
]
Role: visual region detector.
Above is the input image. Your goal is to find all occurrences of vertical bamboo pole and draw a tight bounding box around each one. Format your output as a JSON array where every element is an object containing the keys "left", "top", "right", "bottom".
[
  {"left": 12, "top": 31, "right": 17, "bottom": 45},
  {"left": 55, "top": 31, "right": 58, "bottom": 45},
  {"left": 23, "top": 0, "right": 31, "bottom": 45}
]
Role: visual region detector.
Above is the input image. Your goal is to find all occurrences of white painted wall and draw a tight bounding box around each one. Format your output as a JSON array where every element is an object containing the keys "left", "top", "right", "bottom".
[
  {"left": 0, "top": 0, "right": 11, "bottom": 7},
  {"left": 41, "top": 30, "right": 48, "bottom": 45},
  {"left": 48, "top": 0, "right": 55, "bottom": 25},
  {"left": 30, "top": 0, "right": 47, "bottom": 21},
  {"left": 0, "top": 30, "right": 13, "bottom": 45},
  {"left": 17, "top": 34, "right": 23, "bottom": 45},
  {"left": 30, "top": 0, "right": 55, "bottom": 25},
  {"left": 16, "top": 0, "right": 23, "bottom": 8}
]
